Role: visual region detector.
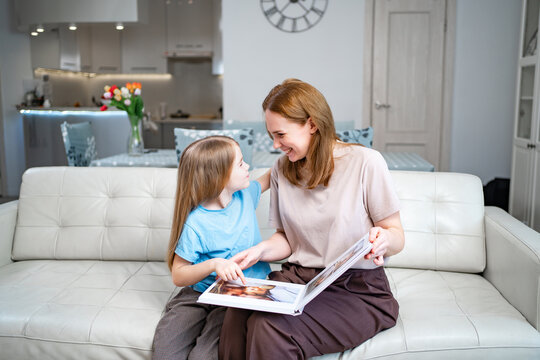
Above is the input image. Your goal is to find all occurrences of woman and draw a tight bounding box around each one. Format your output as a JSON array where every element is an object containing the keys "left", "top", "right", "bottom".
[{"left": 219, "top": 79, "right": 405, "bottom": 359}]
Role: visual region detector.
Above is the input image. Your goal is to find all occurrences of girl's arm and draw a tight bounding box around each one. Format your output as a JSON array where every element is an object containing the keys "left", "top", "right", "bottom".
[
  {"left": 230, "top": 230, "right": 292, "bottom": 270},
  {"left": 364, "top": 211, "right": 405, "bottom": 266},
  {"left": 255, "top": 169, "right": 271, "bottom": 193},
  {"left": 171, "top": 254, "right": 246, "bottom": 287}
]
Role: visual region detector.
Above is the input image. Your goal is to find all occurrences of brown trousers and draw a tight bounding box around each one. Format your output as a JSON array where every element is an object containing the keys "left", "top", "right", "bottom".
[
  {"left": 153, "top": 287, "right": 226, "bottom": 360},
  {"left": 219, "top": 263, "right": 399, "bottom": 360}
]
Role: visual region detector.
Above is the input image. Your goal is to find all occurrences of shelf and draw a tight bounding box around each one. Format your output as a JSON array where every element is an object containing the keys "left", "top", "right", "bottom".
[
  {"left": 521, "top": 96, "right": 535, "bottom": 100},
  {"left": 519, "top": 55, "right": 538, "bottom": 66}
]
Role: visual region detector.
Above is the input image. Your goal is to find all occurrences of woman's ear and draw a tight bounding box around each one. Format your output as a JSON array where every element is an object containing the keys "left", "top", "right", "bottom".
[{"left": 307, "top": 117, "right": 318, "bottom": 134}]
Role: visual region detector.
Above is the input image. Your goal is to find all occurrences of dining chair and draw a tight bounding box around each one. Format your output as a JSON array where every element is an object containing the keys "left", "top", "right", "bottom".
[{"left": 60, "top": 121, "right": 97, "bottom": 166}]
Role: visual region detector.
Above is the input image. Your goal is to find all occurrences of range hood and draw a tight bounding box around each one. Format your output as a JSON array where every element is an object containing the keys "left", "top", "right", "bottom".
[{"left": 15, "top": 0, "right": 148, "bottom": 31}]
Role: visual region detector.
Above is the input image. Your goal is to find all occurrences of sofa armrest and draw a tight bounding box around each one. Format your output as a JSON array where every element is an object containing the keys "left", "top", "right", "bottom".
[
  {"left": 483, "top": 206, "right": 540, "bottom": 331},
  {"left": 0, "top": 200, "right": 17, "bottom": 267}
]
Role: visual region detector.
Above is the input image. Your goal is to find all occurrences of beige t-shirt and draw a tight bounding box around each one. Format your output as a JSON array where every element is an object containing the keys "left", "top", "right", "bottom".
[{"left": 269, "top": 144, "right": 400, "bottom": 269}]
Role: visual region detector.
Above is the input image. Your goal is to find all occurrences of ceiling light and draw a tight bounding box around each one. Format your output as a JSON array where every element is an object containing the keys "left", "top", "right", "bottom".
[
  {"left": 36, "top": 25, "right": 44, "bottom": 32},
  {"left": 31, "top": 31, "right": 38, "bottom": 36},
  {"left": 69, "top": 23, "right": 77, "bottom": 31},
  {"left": 115, "top": 22, "right": 124, "bottom": 30}
]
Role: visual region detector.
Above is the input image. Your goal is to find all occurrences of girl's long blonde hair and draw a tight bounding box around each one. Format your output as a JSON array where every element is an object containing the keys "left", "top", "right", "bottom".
[
  {"left": 262, "top": 78, "right": 338, "bottom": 189},
  {"left": 167, "top": 136, "right": 238, "bottom": 271}
]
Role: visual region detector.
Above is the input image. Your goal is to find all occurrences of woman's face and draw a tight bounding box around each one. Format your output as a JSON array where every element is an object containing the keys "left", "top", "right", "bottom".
[{"left": 265, "top": 110, "right": 317, "bottom": 163}]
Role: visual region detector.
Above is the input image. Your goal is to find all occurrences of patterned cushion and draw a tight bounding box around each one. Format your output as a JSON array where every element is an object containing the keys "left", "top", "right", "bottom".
[
  {"left": 60, "top": 121, "right": 97, "bottom": 167},
  {"left": 336, "top": 127, "right": 374, "bottom": 148},
  {"left": 253, "top": 132, "right": 277, "bottom": 153},
  {"left": 174, "top": 128, "right": 254, "bottom": 166}
]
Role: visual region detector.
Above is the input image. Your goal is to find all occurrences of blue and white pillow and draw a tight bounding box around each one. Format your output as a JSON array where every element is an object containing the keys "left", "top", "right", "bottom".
[
  {"left": 174, "top": 128, "right": 254, "bottom": 166},
  {"left": 253, "top": 132, "right": 277, "bottom": 153},
  {"left": 60, "top": 121, "right": 97, "bottom": 166},
  {"left": 336, "top": 127, "right": 373, "bottom": 148}
]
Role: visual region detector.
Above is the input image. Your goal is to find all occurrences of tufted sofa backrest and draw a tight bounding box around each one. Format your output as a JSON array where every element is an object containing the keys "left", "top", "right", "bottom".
[
  {"left": 13, "top": 167, "right": 177, "bottom": 261},
  {"left": 13, "top": 167, "right": 486, "bottom": 273},
  {"left": 386, "top": 171, "right": 485, "bottom": 273}
]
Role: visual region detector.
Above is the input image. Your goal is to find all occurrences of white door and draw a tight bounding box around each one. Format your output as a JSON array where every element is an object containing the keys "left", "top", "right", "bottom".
[{"left": 371, "top": 0, "right": 446, "bottom": 169}]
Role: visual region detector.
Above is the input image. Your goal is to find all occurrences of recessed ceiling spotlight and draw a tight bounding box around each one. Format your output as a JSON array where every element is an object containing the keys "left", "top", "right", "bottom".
[
  {"left": 69, "top": 23, "right": 77, "bottom": 31},
  {"left": 115, "top": 22, "right": 124, "bottom": 30},
  {"left": 31, "top": 31, "right": 38, "bottom": 36},
  {"left": 36, "top": 25, "right": 44, "bottom": 32}
]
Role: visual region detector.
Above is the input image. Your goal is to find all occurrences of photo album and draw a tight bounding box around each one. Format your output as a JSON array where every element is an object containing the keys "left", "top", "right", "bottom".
[{"left": 197, "top": 233, "right": 372, "bottom": 316}]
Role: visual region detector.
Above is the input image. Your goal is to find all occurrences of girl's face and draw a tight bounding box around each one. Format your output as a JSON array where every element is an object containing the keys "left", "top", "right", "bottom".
[
  {"left": 265, "top": 110, "right": 317, "bottom": 163},
  {"left": 225, "top": 144, "right": 250, "bottom": 193}
]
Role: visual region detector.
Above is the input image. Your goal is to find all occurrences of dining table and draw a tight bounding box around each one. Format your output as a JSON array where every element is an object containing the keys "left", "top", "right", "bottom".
[
  {"left": 90, "top": 149, "right": 178, "bottom": 168},
  {"left": 90, "top": 149, "right": 435, "bottom": 172}
]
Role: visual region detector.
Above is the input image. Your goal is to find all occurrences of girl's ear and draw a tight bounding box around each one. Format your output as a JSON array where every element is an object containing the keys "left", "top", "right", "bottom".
[{"left": 308, "top": 117, "right": 318, "bottom": 134}]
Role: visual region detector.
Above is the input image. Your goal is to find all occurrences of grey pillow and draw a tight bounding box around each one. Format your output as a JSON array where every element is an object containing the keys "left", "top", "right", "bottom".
[{"left": 174, "top": 128, "right": 254, "bottom": 166}]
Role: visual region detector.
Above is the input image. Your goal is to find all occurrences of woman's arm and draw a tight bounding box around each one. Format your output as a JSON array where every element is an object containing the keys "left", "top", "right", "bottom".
[
  {"left": 171, "top": 254, "right": 246, "bottom": 287},
  {"left": 230, "top": 230, "right": 292, "bottom": 270},
  {"left": 256, "top": 169, "right": 271, "bottom": 193},
  {"left": 364, "top": 211, "right": 405, "bottom": 266}
]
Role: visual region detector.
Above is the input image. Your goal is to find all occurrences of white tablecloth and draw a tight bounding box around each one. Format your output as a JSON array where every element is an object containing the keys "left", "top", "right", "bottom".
[{"left": 90, "top": 149, "right": 178, "bottom": 168}]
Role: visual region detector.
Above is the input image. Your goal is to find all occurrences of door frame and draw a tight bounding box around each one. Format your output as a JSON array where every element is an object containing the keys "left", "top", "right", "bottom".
[{"left": 361, "top": 0, "right": 456, "bottom": 171}]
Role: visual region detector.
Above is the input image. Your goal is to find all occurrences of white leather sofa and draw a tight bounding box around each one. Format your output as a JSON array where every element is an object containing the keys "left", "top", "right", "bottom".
[{"left": 1, "top": 166, "right": 539, "bottom": 359}]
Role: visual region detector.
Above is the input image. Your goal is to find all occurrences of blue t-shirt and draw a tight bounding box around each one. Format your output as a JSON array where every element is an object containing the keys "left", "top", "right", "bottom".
[{"left": 175, "top": 181, "right": 271, "bottom": 292}]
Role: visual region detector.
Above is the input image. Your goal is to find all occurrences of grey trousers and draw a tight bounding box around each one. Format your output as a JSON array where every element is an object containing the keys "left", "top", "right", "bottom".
[{"left": 152, "top": 286, "right": 226, "bottom": 360}]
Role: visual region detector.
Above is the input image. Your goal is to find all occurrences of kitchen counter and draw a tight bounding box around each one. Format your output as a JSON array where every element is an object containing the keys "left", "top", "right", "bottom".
[
  {"left": 19, "top": 107, "right": 121, "bottom": 113},
  {"left": 149, "top": 117, "right": 223, "bottom": 149},
  {"left": 20, "top": 108, "right": 130, "bottom": 168}
]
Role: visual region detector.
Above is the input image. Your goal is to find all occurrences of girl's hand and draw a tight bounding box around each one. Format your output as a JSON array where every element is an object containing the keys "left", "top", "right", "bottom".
[
  {"left": 230, "top": 245, "right": 264, "bottom": 271},
  {"left": 364, "top": 227, "right": 390, "bottom": 266},
  {"left": 213, "top": 258, "right": 246, "bottom": 284}
]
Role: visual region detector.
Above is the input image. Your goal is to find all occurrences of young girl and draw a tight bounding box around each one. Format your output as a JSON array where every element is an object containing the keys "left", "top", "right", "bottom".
[{"left": 152, "top": 135, "right": 272, "bottom": 360}]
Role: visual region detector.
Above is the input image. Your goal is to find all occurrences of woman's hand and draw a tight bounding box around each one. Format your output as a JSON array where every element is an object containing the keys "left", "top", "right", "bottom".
[
  {"left": 364, "top": 212, "right": 405, "bottom": 266},
  {"left": 230, "top": 245, "right": 264, "bottom": 271},
  {"left": 213, "top": 258, "right": 246, "bottom": 284},
  {"left": 231, "top": 230, "right": 292, "bottom": 270},
  {"left": 365, "top": 227, "right": 389, "bottom": 266}
]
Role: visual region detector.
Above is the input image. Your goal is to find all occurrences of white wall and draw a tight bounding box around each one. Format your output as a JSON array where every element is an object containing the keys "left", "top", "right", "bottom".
[
  {"left": 222, "top": 0, "right": 364, "bottom": 130},
  {"left": 223, "top": 0, "right": 522, "bottom": 185},
  {"left": 450, "top": 0, "right": 521, "bottom": 184},
  {"left": 0, "top": 0, "right": 33, "bottom": 196}
]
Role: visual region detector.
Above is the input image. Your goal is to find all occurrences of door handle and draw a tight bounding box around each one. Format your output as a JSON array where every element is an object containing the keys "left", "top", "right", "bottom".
[{"left": 374, "top": 101, "right": 391, "bottom": 110}]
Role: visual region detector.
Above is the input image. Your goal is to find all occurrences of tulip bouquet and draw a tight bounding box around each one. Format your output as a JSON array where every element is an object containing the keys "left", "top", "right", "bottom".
[
  {"left": 100, "top": 82, "right": 144, "bottom": 118},
  {"left": 101, "top": 82, "right": 145, "bottom": 155}
]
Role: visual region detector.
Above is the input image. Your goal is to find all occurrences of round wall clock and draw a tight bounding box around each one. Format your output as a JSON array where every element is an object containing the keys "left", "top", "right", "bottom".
[{"left": 260, "top": 0, "right": 328, "bottom": 33}]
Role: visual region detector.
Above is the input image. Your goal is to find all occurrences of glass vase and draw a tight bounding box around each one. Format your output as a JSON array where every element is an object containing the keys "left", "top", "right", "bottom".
[{"left": 127, "top": 114, "right": 144, "bottom": 156}]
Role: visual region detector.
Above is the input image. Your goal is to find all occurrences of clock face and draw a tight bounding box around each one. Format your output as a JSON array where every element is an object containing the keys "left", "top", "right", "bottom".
[{"left": 260, "top": 0, "right": 328, "bottom": 33}]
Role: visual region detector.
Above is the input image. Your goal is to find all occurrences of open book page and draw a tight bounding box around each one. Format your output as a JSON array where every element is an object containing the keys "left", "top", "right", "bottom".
[
  {"left": 199, "top": 278, "right": 306, "bottom": 315},
  {"left": 299, "top": 233, "right": 372, "bottom": 308},
  {"left": 198, "top": 233, "right": 372, "bottom": 315}
]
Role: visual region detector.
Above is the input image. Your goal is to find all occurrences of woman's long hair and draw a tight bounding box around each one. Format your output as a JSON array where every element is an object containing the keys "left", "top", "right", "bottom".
[
  {"left": 262, "top": 78, "right": 338, "bottom": 189},
  {"left": 166, "top": 136, "right": 238, "bottom": 271}
]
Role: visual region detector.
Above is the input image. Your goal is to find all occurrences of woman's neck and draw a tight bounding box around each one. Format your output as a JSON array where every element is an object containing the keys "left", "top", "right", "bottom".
[{"left": 200, "top": 188, "right": 234, "bottom": 210}]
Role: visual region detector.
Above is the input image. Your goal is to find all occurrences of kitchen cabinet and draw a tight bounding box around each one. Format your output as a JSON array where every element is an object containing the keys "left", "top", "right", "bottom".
[
  {"left": 144, "top": 118, "right": 223, "bottom": 149},
  {"left": 165, "top": 0, "right": 214, "bottom": 57},
  {"left": 29, "top": 24, "right": 121, "bottom": 73},
  {"left": 122, "top": 0, "right": 167, "bottom": 73},
  {"left": 30, "top": 29, "right": 60, "bottom": 70},
  {"left": 90, "top": 24, "right": 122, "bottom": 73},
  {"left": 509, "top": 0, "right": 540, "bottom": 231}
]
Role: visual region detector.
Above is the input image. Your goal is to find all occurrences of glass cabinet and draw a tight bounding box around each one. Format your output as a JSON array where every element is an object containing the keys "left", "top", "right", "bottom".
[{"left": 510, "top": 0, "right": 540, "bottom": 231}]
